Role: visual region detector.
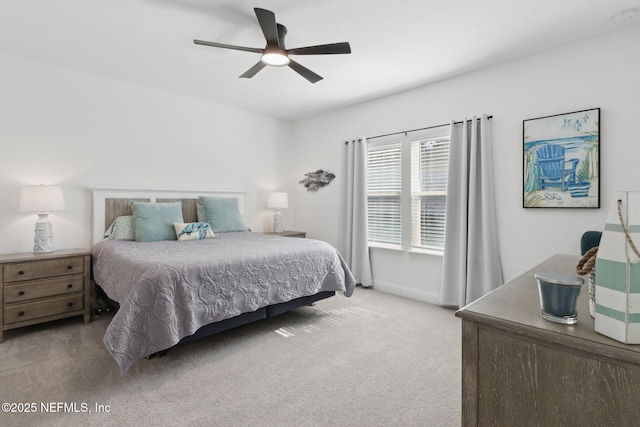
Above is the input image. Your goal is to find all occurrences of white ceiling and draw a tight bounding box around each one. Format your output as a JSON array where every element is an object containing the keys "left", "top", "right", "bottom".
[{"left": 0, "top": 1, "right": 638, "bottom": 121}]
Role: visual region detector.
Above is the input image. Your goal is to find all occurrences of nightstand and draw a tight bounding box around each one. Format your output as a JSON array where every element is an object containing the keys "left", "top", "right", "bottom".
[
  {"left": 264, "top": 230, "right": 307, "bottom": 238},
  {"left": 0, "top": 248, "right": 91, "bottom": 343}
]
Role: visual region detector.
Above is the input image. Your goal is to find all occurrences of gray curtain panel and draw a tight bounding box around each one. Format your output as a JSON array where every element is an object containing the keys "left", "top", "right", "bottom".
[
  {"left": 344, "top": 138, "right": 373, "bottom": 287},
  {"left": 439, "top": 116, "right": 503, "bottom": 308}
]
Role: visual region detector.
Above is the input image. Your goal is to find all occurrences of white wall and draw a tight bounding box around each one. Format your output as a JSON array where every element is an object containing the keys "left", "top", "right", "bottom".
[
  {"left": 3, "top": 26, "right": 638, "bottom": 304},
  {"left": 292, "top": 25, "right": 640, "bottom": 303},
  {"left": 0, "top": 53, "right": 295, "bottom": 255}
]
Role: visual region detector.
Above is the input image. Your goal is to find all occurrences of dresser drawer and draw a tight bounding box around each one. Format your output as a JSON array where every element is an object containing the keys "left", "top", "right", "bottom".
[
  {"left": 3, "top": 276, "right": 84, "bottom": 304},
  {"left": 4, "top": 294, "right": 84, "bottom": 325},
  {"left": 3, "top": 257, "right": 84, "bottom": 283}
]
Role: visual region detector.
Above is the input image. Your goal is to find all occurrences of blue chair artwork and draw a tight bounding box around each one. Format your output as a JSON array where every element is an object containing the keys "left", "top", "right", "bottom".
[{"left": 535, "top": 144, "right": 579, "bottom": 192}]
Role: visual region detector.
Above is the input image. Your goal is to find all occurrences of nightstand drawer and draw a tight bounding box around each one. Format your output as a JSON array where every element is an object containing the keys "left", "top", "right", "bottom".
[
  {"left": 4, "top": 276, "right": 85, "bottom": 304},
  {"left": 4, "top": 294, "right": 84, "bottom": 325},
  {"left": 3, "top": 257, "right": 85, "bottom": 283}
]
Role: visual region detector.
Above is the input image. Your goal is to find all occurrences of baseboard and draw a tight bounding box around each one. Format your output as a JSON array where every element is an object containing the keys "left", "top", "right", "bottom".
[{"left": 370, "top": 280, "right": 440, "bottom": 305}]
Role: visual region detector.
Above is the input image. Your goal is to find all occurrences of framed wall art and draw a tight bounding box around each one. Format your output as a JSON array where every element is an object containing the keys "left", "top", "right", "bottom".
[{"left": 523, "top": 108, "right": 600, "bottom": 208}]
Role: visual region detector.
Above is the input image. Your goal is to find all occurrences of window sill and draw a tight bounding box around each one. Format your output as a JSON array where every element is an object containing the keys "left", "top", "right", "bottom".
[
  {"left": 368, "top": 243, "right": 444, "bottom": 257},
  {"left": 368, "top": 242, "right": 402, "bottom": 251}
]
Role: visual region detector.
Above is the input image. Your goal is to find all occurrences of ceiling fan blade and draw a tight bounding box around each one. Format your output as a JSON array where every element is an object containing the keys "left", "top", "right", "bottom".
[
  {"left": 194, "top": 40, "right": 263, "bottom": 54},
  {"left": 254, "top": 8, "right": 279, "bottom": 47},
  {"left": 239, "top": 61, "right": 267, "bottom": 79},
  {"left": 287, "top": 42, "right": 351, "bottom": 56},
  {"left": 288, "top": 59, "right": 323, "bottom": 84}
]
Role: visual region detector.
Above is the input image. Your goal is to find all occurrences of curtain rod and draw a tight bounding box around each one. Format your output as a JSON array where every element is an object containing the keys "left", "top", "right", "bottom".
[{"left": 364, "top": 115, "right": 493, "bottom": 141}]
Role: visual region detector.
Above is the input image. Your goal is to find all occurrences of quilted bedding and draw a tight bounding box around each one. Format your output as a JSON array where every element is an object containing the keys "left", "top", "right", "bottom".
[{"left": 91, "top": 231, "right": 356, "bottom": 373}]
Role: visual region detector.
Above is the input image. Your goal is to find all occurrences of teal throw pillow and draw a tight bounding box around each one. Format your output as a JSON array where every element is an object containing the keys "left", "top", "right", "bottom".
[
  {"left": 196, "top": 202, "right": 206, "bottom": 223},
  {"left": 130, "top": 201, "right": 184, "bottom": 242},
  {"left": 199, "top": 197, "right": 247, "bottom": 232}
]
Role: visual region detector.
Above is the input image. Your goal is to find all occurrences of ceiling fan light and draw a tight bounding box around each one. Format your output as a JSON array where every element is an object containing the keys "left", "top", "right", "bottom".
[{"left": 261, "top": 51, "right": 290, "bottom": 66}]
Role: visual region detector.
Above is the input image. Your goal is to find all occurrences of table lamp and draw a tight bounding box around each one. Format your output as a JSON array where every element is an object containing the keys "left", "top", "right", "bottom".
[
  {"left": 19, "top": 185, "right": 65, "bottom": 253},
  {"left": 267, "top": 192, "right": 288, "bottom": 233}
]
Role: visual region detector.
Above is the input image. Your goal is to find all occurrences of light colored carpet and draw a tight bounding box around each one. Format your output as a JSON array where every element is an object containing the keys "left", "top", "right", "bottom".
[{"left": 0, "top": 287, "right": 461, "bottom": 426}]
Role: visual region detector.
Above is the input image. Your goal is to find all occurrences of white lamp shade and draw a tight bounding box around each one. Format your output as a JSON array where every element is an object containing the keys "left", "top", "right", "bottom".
[
  {"left": 267, "top": 192, "right": 288, "bottom": 209},
  {"left": 20, "top": 185, "right": 66, "bottom": 213}
]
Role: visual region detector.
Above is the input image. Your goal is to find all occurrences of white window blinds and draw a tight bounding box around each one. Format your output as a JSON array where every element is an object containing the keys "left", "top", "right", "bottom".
[
  {"left": 366, "top": 142, "right": 402, "bottom": 245},
  {"left": 411, "top": 138, "right": 449, "bottom": 250}
]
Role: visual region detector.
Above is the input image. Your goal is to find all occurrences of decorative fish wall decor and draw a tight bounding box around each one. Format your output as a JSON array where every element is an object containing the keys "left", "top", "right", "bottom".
[{"left": 299, "top": 169, "right": 335, "bottom": 192}]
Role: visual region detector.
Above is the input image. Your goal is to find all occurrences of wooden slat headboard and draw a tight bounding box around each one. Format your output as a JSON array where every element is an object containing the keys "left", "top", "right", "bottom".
[
  {"left": 104, "top": 198, "right": 149, "bottom": 229},
  {"left": 92, "top": 188, "right": 246, "bottom": 245}
]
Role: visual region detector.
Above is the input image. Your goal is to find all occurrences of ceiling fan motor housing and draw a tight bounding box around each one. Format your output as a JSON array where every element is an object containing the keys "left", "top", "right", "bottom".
[{"left": 276, "top": 23, "right": 287, "bottom": 48}]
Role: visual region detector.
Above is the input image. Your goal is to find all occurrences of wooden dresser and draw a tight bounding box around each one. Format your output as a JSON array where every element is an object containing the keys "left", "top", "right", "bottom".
[
  {"left": 456, "top": 254, "right": 640, "bottom": 426},
  {"left": 0, "top": 248, "right": 91, "bottom": 343}
]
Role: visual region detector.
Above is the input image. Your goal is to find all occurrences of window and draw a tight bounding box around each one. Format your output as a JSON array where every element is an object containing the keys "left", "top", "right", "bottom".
[
  {"left": 366, "top": 126, "right": 450, "bottom": 252},
  {"left": 411, "top": 137, "right": 449, "bottom": 250}
]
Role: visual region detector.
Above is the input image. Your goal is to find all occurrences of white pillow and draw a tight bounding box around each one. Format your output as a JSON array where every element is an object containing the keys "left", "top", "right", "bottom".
[{"left": 173, "top": 222, "right": 215, "bottom": 241}]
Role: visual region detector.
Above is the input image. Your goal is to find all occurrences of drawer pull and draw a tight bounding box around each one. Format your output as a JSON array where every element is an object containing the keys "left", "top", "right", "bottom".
[
  {"left": 18, "top": 270, "right": 25, "bottom": 275},
  {"left": 18, "top": 290, "right": 25, "bottom": 296},
  {"left": 67, "top": 302, "right": 73, "bottom": 307},
  {"left": 18, "top": 311, "right": 25, "bottom": 316},
  {"left": 67, "top": 283, "right": 73, "bottom": 288},
  {"left": 67, "top": 265, "right": 74, "bottom": 270}
]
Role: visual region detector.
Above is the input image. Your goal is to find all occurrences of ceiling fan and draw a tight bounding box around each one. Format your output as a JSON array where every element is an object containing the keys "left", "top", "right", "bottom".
[{"left": 194, "top": 8, "right": 351, "bottom": 84}]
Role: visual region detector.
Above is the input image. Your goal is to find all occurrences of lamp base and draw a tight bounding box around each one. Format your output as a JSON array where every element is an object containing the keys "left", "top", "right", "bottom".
[
  {"left": 33, "top": 213, "right": 54, "bottom": 253},
  {"left": 273, "top": 210, "right": 283, "bottom": 233}
]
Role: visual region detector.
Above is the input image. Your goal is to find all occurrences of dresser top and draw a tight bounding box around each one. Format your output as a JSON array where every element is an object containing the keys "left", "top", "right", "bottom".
[
  {"left": 456, "top": 253, "right": 640, "bottom": 360},
  {"left": 0, "top": 248, "right": 89, "bottom": 264}
]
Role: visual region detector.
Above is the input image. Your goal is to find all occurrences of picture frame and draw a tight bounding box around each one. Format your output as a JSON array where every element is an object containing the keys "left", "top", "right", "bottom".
[{"left": 523, "top": 108, "right": 600, "bottom": 208}]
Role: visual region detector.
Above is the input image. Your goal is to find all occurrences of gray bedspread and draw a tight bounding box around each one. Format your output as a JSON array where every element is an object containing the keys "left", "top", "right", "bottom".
[{"left": 91, "top": 232, "right": 356, "bottom": 373}]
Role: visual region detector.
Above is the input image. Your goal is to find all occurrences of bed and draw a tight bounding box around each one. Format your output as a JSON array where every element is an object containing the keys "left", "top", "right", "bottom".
[{"left": 90, "top": 188, "right": 356, "bottom": 373}]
